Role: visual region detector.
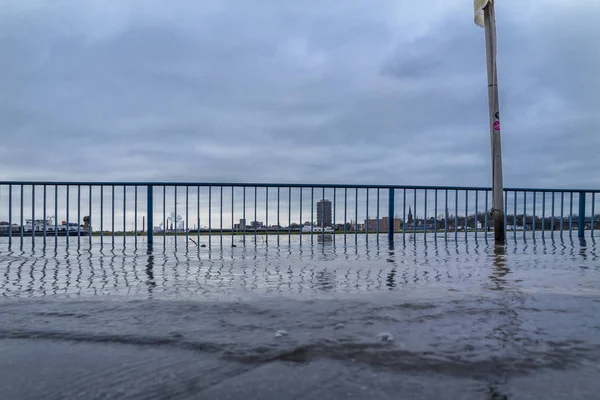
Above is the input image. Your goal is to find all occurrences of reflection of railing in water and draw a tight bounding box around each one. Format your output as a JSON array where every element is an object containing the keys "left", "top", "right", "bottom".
[
  {"left": 1, "top": 238, "right": 597, "bottom": 299},
  {"left": 0, "top": 182, "right": 599, "bottom": 250}
]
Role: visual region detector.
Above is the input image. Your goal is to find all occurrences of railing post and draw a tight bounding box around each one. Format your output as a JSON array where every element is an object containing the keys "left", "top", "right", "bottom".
[
  {"left": 578, "top": 191, "right": 586, "bottom": 238},
  {"left": 388, "top": 188, "right": 395, "bottom": 242},
  {"left": 147, "top": 185, "right": 153, "bottom": 247}
]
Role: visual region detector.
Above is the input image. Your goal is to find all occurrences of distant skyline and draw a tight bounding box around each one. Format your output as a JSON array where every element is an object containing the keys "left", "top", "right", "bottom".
[{"left": 1, "top": 0, "right": 598, "bottom": 188}]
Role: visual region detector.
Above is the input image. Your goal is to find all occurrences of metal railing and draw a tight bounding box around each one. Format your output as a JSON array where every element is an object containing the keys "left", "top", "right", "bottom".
[{"left": 0, "top": 181, "right": 598, "bottom": 249}]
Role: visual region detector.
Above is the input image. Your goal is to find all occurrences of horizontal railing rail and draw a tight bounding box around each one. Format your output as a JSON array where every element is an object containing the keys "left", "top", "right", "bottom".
[
  {"left": 1, "top": 181, "right": 599, "bottom": 193},
  {"left": 0, "top": 181, "right": 598, "bottom": 249}
]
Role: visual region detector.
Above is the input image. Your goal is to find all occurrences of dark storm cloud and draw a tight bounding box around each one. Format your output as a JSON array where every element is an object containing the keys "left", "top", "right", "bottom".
[{"left": 0, "top": 0, "right": 598, "bottom": 189}]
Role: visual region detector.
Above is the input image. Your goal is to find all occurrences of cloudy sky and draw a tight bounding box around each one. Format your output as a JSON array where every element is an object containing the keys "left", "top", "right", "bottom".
[{"left": 1, "top": 0, "right": 599, "bottom": 189}]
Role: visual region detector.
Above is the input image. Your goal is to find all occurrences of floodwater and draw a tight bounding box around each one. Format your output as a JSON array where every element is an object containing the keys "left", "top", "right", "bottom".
[{"left": 1, "top": 234, "right": 599, "bottom": 399}]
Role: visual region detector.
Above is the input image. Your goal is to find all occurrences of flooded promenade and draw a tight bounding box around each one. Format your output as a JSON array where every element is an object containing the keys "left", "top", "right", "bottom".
[{"left": 0, "top": 234, "right": 599, "bottom": 398}]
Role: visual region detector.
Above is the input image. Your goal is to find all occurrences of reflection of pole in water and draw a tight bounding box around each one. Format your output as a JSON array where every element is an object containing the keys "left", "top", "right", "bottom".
[
  {"left": 385, "top": 241, "right": 397, "bottom": 288},
  {"left": 145, "top": 250, "right": 156, "bottom": 295},
  {"left": 490, "top": 244, "right": 510, "bottom": 290},
  {"left": 578, "top": 237, "right": 587, "bottom": 260},
  {"left": 386, "top": 268, "right": 397, "bottom": 289},
  {"left": 315, "top": 270, "right": 335, "bottom": 291}
]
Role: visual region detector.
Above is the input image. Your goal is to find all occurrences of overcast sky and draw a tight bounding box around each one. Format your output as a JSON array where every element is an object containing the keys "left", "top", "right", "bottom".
[{"left": 1, "top": 0, "right": 598, "bottom": 189}]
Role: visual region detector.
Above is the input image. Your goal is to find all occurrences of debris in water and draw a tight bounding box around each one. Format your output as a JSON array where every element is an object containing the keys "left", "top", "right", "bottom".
[
  {"left": 334, "top": 323, "right": 345, "bottom": 330},
  {"left": 377, "top": 332, "right": 394, "bottom": 342},
  {"left": 201, "top": 244, "right": 207, "bottom": 248},
  {"left": 275, "top": 330, "right": 288, "bottom": 338}
]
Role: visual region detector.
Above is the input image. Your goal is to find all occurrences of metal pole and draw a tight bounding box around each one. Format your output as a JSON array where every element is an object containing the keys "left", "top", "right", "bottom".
[
  {"left": 579, "top": 192, "right": 586, "bottom": 238},
  {"left": 388, "top": 188, "right": 394, "bottom": 242},
  {"left": 484, "top": 3, "right": 505, "bottom": 243}
]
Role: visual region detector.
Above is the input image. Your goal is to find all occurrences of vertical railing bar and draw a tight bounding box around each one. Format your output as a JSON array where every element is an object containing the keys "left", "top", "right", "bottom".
[
  {"left": 109, "top": 185, "right": 115, "bottom": 247},
  {"left": 299, "top": 187, "right": 303, "bottom": 240},
  {"left": 242, "top": 186, "right": 247, "bottom": 242},
  {"left": 523, "top": 191, "right": 527, "bottom": 241},
  {"left": 560, "top": 192, "right": 564, "bottom": 235},
  {"left": 147, "top": 185, "right": 153, "bottom": 247},
  {"left": 123, "top": 186, "right": 126, "bottom": 247},
  {"left": 354, "top": 187, "right": 358, "bottom": 242},
  {"left": 134, "top": 186, "right": 138, "bottom": 246},
  {"left": 187, "top": 186, "right": 190, "bottom": 245},
  {"left": 77, "top": 185, "right": 81, "bottom": 245},
  {"left": 365, "top": 188, "right": 369, "bottom": 239},
  {"left": 231, "top": 186, "right": 235, "bottom": 242},
  {"left": 277, "top": 187, "right": 281, "bottom": 238},
  {"left": 569, "top": 192, "right": 573, "bottom": 236},
  {"left": 220, "top": 186, "right": 225, "bottom": 244},
  {"left": 423, "top": 189, "right": 428, "bottom": 240},
  {"left": 531, "top": 192, "right": 537, "bottom": 239},
  {"left": 8, "top": 184, "right": 15, "bottom": 248},
  {"left": 473, "top": 190, "right": 479, "bottom": 238},
  {"left": 465, "top": 190, "right": 468, "bottom": 241},
  {"left": 288, "top": 187, "right": 291, "bottom": 240},
  {"left": 253, "top": 187, "right": 257, "bottom": 241},
  {"left": 32, "top": 185, "right": 36, "bottom": 246},
  {"left": 209, "top": 186, "right": 213, "bottom": 244},
  {"left": 542, "top": 192, "right": 546, "bottom": 238},
  {"left": 54, "top": 185, "right": 58, "bottom": 247},
  {"left": 403, "top": 189, "right": 407, "bottom": 239},
  {"left": 484, "top": 190, "right": 489, "bottom": 239},
  {"left": 310, "top": 187, "right": 314, "bottom": 237},
  {"left": 8, "top": 185, "right": 12, "bottom": 248},
  {"left": 434, "top": 189, "right": 438, "bottom": 240},
  {"left": 591, "top": 193, "right": 595, "bottom": 238},
  {"left": 198, "top": 186, "right": 201, "bottom": 244},
  {"left": 578, "top": 192, "right": 586, "bottom": 239},
  {"left": 175, "top": 186, "right": 178, "bottom": 245},
  {"left": 43, "top": 185, "right": 47, "bottom": 245},
  {"left": 99, "top": 186, "right": 103, "bottom": 246},
  {"left": 163, "top": 186, "right": 167, "bottom": 243},
  {"left": 20, "top": 185, "right": 24, "bottom": 246},
  {"left": 513, "top": 191, "right": 517, "bottom": 241},
  {"left": 89, "top": 186, "right": 93, "bottom": 245},
  {"left": 322, "top": 187, "right": 326, "bottom": 242},
  {"left": 343, "top": 188, "right": 347, "bottom": 239},
  {"left": 424, "top": 189, "right": 427, "bottom": 240},
  {"left": 110, "top": 185, "right": 114, "bottom": 246},
  {"left": 265, "top": 187, "right": 269, "bottom": 241},
  {"left": 413, "top": 189, "right": 417, "bottom": 237},
  {"left": 475, "top": 191, "right": 478, "bottom": 237},
  {"left": 333, "top": 188, "right": 336, "bottom": 240},
  {"left": 376, "top": 188, "right": 380, "bottom": 236},
  {"left": 388, "top": 188, "right": 394, "bottom": 241},
  {"left": 65, "top": 185, "right": 69, "bottom": 245},
  {"left": 444, "top": 189, "right": 448, "bottom": 239},
  {"left": 454, "top": 190, "right": 458, "bottom": 241},
  {"left": 551, "top": 192, "right": 555, "bottom": 235}
]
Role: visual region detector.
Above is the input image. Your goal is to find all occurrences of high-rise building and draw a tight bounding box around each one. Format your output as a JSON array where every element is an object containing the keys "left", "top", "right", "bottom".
[
  {"left": 233, "top": 219, "right": 247, "bottom": 231},
  {"left": 316, "top": 199, "right": 332, "bottom": 227}
]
